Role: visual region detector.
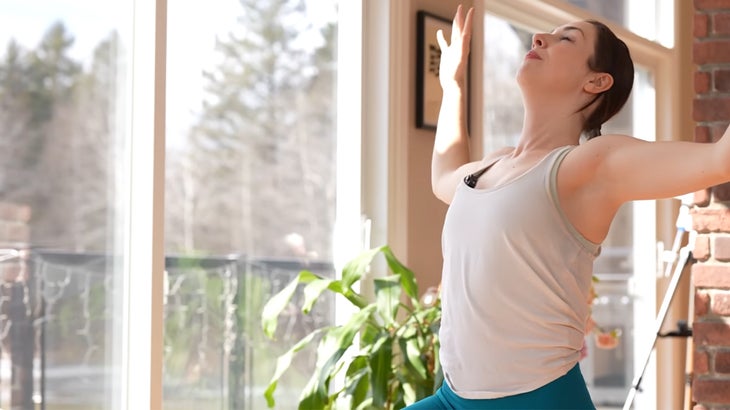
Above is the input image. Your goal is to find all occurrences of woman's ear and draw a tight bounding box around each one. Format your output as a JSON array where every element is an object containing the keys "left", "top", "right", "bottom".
[{"left": 584, "top": 73, "right": 614, "bottom": 94}]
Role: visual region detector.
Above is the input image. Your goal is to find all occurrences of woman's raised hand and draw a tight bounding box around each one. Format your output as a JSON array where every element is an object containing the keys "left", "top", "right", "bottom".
[{"left": 436, "top": 5, "right": 474, "bottom": 90}]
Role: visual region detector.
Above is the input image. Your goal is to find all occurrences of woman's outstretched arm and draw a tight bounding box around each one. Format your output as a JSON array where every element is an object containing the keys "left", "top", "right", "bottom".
[{"left": 565, "top": 131, "right": 730, "bottom": 206}]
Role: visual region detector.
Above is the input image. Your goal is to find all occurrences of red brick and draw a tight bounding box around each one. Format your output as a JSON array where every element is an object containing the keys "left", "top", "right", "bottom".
[
  {"left": 714, "top": 13, "right": 730, "bottom": 35},
  {"left": 717, "top": 350, "right": 730, "bottom": 373},
  {"left": 696, "top": 0, "right": 730, "bottom": 10},
  {"left": 696, "top": 125, "right": 712, "bottom": 143},
  {"left": 716, "top": 236, "right": 730, "bottom": 261},
  {"left": 694, "top": 264, "right": 730, "bottom": 288},
  {"left": 697, "top": 290, "right": 712, "bottom": 316},
  {"left": 697, "top": 122, "right": 730, "bottom": 142},
  {"left": 710, "top": 122, "right": 730, "bottom": 141},
  {"left": 696, "top": 71, "right": 712, "bottom": 93},
  {"left": 693, "top": 207, "right": 730, "bottom": 232},
  {"left": 697, "top": 13, "right": 710, "bottom": 38},
  {"left": 696, "top": 349, "right": 711, "bottom": 374},
  {"left": 694, "top": 97, "right": 730, "bottom": 121},
  {"left": 716, "top": 69, "right": 730, "bottom": 91},
  {"left": 712, "top": 291, "right": 730, "bottom": 315},
  {"left": 696, "top": 235, "right": 712, "bottom": 261},
  {"left": 694, "top": 40, "right": 730, "bottom": 64},
  {"left": 715, "top": 181, "right": 730, "bottom": 201},
  {"left": 694, "top": 378, "right": 730, "bottom": 403},
  {"left": 694, "top": 321, "right": 730, "bottom": 346},
  {"left": 696, "top": 189, "right": 712, "bottom": 206}
]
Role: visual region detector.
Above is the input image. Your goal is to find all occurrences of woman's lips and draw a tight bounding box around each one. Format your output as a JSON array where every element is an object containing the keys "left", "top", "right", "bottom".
[{"left": 525, "top": 50, "right": 542, "bottom": 60}]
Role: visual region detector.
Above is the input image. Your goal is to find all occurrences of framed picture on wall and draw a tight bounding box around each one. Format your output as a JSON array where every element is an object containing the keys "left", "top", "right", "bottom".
[{"left": 416, "top": 11, "right": 451, "bottom": 130}]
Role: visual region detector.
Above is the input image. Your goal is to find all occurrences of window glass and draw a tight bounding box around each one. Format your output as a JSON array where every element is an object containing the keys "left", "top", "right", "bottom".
[
  {"left": 0, "top": 1, "right": 129, "bottom": 408},
  {"left": 483, "top": 13, "right": 656, "bottom": 408},
  {"left": 564, "top": 0, "right": 674, "bottom": 47},
  {"left": 164, "top": 0, "right": 338, "bottom": 408}
]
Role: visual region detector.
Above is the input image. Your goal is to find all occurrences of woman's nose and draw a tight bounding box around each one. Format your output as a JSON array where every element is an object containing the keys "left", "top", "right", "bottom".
[{"left": 532, "top": 33, "right": 546, "bottom": 48}]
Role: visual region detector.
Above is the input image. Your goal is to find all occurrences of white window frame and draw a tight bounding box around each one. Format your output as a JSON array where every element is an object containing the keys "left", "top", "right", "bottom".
[{"left": 116, "top": 0, "right": 166, "bottom": 408}]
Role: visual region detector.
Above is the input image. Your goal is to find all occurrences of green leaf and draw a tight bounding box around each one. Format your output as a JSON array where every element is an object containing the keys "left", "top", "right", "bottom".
[
  {"left": 344, "top": 356, "right": 370, "bottom": 408},
  {"left": 374, "top": 275, "right": 401, "bottom": 327},
  {"left": 360, "top": 322, "right": 379, "bottom": 346},
  {"left": 354, "top": 398, "right": 376, "bottom": 410},
  {"left": 261, "top": 270, "right": 319, "bottom": 338},
  {"left": 402, "top": 382, "right": 416, "bottom": 408},
  {"left": 399, "top": 336, "right": 427, "bottom": 381},
  {"left": 369, "top": 334, "right": 393, "bottom": 408},
  {"left": 298, "top": 373, "right": 328, "bottom": 410},
  {"left": 299, "top": 305, "right": 377, "bottom": 409},
  {"left": 341, "top": 246, "right": 386, "bottom": 289},
  {"left": 302, "top": 278, "right": 343, "bottom": 314},
  {"left": 263, "top": 328, "right": 324, "bottom": 408},
  {"left": 382, "top": 246, "right": 419, "bottom": 305}
]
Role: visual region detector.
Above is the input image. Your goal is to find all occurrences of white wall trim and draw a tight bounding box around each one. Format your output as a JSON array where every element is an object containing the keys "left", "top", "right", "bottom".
[{"left": 387, "top": 0, "right": 410, "bottom": 260}]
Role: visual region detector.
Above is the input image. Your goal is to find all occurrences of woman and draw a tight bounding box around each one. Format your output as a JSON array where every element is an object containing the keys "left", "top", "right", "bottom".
[{"left": 407, "top": 5, "right": 730, "bottom": 410}]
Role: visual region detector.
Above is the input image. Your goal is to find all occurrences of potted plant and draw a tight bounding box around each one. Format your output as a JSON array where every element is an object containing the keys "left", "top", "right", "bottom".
[
  {"left": 261, "top": 245, "right": 441, "bottom": 410},
  {"left": 261, "top": 245, "right": 620, "bottom": 409}
]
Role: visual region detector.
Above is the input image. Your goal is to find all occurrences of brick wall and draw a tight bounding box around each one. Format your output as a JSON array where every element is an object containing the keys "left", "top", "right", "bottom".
[{"left": 692, "top": 1, "right": 730, "bottom": 408}]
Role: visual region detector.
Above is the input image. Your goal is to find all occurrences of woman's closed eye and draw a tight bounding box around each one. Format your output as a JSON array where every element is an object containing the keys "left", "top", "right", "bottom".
[{"left": 560, "top": 36, "right": 574, "bottom": 42}]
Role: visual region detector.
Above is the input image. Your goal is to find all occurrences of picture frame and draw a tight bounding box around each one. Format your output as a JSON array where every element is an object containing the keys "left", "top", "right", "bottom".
[{"left": 416, "top": 11, "right": 451, "bottom": 130}]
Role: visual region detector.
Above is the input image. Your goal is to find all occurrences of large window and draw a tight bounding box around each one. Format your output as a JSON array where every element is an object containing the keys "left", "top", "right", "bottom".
[
  {"left": 0, "top": 0, "right": 131, "bottom": 408},
  {"left": 164, "top": 0, "right": 339, "bottom": 408},
  {"left": 0, "top": 0, "right": 350, "bottom": 408},
  {"left": 564, "top": 0, "right": 674, "bottom": 47}
]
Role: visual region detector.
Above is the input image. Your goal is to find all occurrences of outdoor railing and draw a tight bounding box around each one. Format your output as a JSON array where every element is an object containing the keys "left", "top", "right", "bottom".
[{"left": 0, "top": 250, "right": 334, "bottom": 409}]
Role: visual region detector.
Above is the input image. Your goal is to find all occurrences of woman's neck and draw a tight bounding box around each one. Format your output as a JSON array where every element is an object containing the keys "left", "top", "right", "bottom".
[{"left": 513, "top": 100, "right": 584, "bottom": 155}]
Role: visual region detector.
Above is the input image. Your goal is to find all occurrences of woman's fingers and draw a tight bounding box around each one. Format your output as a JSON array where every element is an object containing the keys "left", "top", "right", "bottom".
[
  {"left": 461, "top": 7, "right": 474, "bottom": 51},
  {"left": 438, "top": 4, "right": 474, "bottom": 87},
  {"left": 448, "top": 5, "right": 474, "bottom": 54},
  {"left": 451, "top": 5, "right": 463, "bottom": 46},
  {"left": 436, "top": 29, "right": 448, "bottom": 51}
]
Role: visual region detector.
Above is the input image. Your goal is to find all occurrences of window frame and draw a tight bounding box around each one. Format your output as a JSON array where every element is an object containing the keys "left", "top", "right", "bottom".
[{"left": 118, "top": 0, "right": 166, "bottom": 408}]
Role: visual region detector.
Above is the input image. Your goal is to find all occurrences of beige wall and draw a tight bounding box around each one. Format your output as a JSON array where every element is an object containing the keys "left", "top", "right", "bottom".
[{"left": 395, "top": 0, "right": 475, "bottom": 293}]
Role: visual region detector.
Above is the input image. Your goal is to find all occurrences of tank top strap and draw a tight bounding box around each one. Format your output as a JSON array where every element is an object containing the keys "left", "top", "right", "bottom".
[{"left": 464, "top": 154, "right": 507, "bottom": 188}]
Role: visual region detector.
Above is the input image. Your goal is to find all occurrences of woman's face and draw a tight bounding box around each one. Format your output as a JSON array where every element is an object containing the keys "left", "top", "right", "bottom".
[{"left": 517, "top": 21, "right": 599, "bottom": 96}]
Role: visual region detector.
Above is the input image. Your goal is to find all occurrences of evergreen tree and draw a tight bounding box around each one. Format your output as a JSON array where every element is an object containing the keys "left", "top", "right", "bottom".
[
  {"left": 173, "top": 0, "right": 337, "bottom": 259},
  {"left": 0, "top": 40, "right": 32, "bottom": 201}
]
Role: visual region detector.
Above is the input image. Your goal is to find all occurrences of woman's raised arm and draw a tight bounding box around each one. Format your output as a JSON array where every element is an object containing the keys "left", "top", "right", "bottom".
[{"left": 431, "top": 5, "right": 477, "bottom": 204}]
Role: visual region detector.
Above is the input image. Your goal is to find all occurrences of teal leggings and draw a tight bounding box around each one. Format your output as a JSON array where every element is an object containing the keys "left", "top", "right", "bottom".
[{"left": 404, "top": 364, "right": 595, "bottom": 410}]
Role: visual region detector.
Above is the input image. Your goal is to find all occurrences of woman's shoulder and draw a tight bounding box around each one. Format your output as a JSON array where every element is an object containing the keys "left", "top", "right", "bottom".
[
  {"left": 567, "top": 134, "right": 640, "bottom": 163},
  {"left": 577, "top": 133, "right": 641, "bottom": 151}
]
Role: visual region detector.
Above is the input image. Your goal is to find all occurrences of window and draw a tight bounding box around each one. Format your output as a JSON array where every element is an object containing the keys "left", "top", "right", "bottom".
[
  {"left": 0, "top": 0, "right": 132, "bottom": 408},
  {"left": 1, "top": 0, "right": 357, "bottom": 408},
  {"left": 564, "top": 0, "right": 674, "bottom": 47},
  {"left": 164, "top": 0, "right": 340, "bottom": 408}
]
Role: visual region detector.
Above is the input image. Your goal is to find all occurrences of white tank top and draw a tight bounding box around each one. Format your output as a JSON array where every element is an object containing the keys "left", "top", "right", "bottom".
[{"left": 439, "top": 145, "right": 600, "bottom": 399}]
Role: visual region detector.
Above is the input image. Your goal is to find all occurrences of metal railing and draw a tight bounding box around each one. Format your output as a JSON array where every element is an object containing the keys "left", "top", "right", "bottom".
[{"left": 0, "top": 250, "right": 334, "bottom": 409}]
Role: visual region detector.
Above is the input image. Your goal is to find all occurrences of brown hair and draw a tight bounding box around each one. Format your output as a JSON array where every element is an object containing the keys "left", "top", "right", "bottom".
[{"left": 580, "top": 20, "right": 634, "bottom": 139}]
